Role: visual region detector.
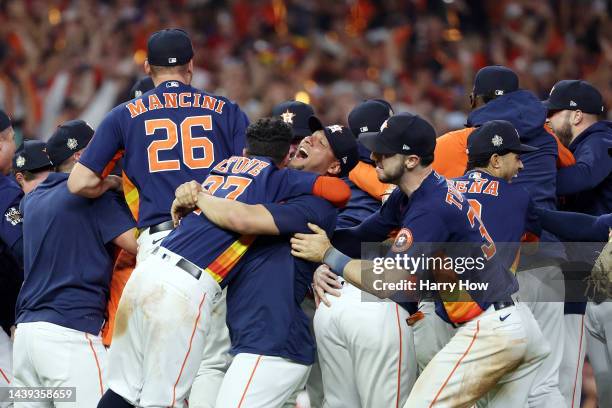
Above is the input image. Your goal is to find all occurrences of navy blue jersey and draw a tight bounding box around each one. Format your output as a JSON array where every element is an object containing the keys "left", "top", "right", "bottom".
[
  {"left": 336, "top": 178, "right": 381, "bottom": 229},
  {"left": 226, "top": 195, "right": 336, "bottom": 365},
  {"left": 161, "top": 156, "right": 318, "bottom": 287},
  {"left": 450, "top": 170, "right": 539, "bottom": 272},
  {"left": 79, "top": 80, "right": 248, "bottom": 228},
  {"left": 17, "top": 173, "right": 136, "bottom": 334},
  {"left": 0, "top": 174, "right": 23, "bottom": 265}
]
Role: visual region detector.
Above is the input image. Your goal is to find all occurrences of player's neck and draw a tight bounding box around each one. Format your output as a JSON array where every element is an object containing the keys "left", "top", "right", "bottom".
[
  {"left": 151, "top": 74, "right": 191, "bottom": 87},
  {"left": 397, "top": 166, "right": 432, "bottom": 197}
]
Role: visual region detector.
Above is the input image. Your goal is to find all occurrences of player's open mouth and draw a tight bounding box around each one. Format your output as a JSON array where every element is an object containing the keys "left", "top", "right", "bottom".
[{"left": 296, "top": 146, "right": 309, "bottom": 159}]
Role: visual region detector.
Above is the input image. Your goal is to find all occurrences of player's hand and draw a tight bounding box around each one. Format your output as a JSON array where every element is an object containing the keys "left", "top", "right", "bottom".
[
  {"left": 313, "top": 264, "right": 342, "bottom": 307},
  {"left": 171, "top": 198, "right": 194, "bottom": 227},
  {"left": 104, "top": 175, "right": 123, "bottom": 193},
  {"left": 290, "top": 223, "right": 331, "bottom": 263},
  {"left": 175, "top": 180, "right": 203, "bottom": 208}
]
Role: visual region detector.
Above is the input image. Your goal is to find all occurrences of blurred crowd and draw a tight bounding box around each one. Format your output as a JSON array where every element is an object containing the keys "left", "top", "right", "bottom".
[{"left": 0, "top": 0, "right": 610, "bottom": 144}]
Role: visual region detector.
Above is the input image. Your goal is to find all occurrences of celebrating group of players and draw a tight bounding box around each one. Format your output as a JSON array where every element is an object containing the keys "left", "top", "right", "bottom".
[{"left": 0, "top": 28, "right": 610, "bottom": 408}]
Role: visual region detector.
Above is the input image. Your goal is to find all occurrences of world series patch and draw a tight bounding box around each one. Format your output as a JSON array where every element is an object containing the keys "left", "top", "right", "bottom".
[
  {"left": 392, "top": 227, "right": 413, "bottom": 252},
  {"left": 4, "top": 207, "right": 22, "bottom": 226}
]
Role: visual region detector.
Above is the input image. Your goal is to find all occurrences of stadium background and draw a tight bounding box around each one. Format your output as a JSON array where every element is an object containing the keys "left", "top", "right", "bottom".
[{"left": 0, "top": 0, "right": 610, "bottom": 406}]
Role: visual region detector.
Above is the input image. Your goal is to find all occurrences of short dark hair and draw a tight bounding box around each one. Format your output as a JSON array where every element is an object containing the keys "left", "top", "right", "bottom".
[
  {"left": 245, "top": 118, "right": 292, "bottom": 165},
  {"left": 465, "top": 157, "right": 490, "bottom": 172},
  {"left": 419, "top": 153, "right": 434, "bottom": 167},
  {"left": 14, "top": 167, "right": 52, "bottom": 181},
  {"left": 148, "top": 63, "right": 190, "bottom": 77}
]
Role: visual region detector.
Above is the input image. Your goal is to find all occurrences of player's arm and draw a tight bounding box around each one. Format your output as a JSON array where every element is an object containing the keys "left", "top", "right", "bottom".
[
  {"left": 556, "top": 138, "right": 611, "bottom": 195},
  {"left": 68, "top": 164, "right": 123, "bottom": 198},
  {"left": 94, "top": 191, "right": 138, "bottom": 253},
  {"left": 112, "top": 228, "right": 138, "bottom": 255},
  {"left": 535, "top": 208, "right": 610, "bottom": 242},
  {"left": 68, "top": 110, "right": 124, "bottom": 197}
]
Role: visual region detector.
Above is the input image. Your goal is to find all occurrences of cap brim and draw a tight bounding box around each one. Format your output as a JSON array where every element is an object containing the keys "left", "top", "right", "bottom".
[
  {"left": 358, "top": 132, "right": 397, "bottom": 155},
  {"left": 541, "top": 99, "right": 565, "bottom": 111}
]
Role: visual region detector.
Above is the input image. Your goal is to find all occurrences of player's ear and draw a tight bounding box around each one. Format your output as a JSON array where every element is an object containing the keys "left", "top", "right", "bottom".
[
  {"left": 14, "top": 172, "right": 24, "bottom": 188},
  {"left": 403, "top": 155, "right": 419, "bottom": 170},
  {"left": 144, "top": 60, "right": 151, "bottom": 76},
  {"left": 74, "top": 150, "right": 83, "bottom": 162},
  {"left": 327, "top": 160, "right": 341, "bottom": 176}
]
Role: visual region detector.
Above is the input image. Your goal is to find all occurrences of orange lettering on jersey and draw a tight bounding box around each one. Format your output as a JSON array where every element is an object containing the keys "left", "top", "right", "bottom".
[
  {"left": 468, "top": 178, "right": 487, "bottom": 194},
  {"left": 126, "top": 99, "right": 148, "bottom": 118},
  {"left": 179, "top": 92, "right": 191, "bottom": 107},
  {"left": 192, "top": 93, "right": 201, "bottom": 108},
  {"left": 482, "top": 180, "right": 499, "bottom": 196},
  {"left": 241, "top": 159, "right": 260, "bottom": 175},
  {"left": 454, "top": 180, "right": 468, "bottom": 193},
  {"left": 148, "top": 94, "right": 163, "bottom": 110},
  {"left": 215, "top": 100, "right": 225, "bottom": 114},
  {"left": 163, "top": 93, "right": 178, "bottom": 108},
  {"left": 213, "top": 159, "right": 230, "bottom": 173},
  {"left": 247, "top": 160, "right": 269, "bottom": 176},
  {"left": 232, "top": 157, "right": 250, "bottom": 174},
  {"left": 202, "top": 96, "right": 217, "bottom": 111},
  {"left": 445, "top": 185, "right": 463, "bottom": 210}
]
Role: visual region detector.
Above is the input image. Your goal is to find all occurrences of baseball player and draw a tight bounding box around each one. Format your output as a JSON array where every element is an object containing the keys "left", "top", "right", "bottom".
[
  {"left": 292, "top": 112, "right": 550, "bottom": 407},
  {"left": 13, "top": 120, "right": 137, "bottom": 407},
  {"left": 543, "top": 79, "right": 611, "bottom": 407},
  {"left": 101, "top": 118, "right": 349, "bottom": 408},
  {"left": 176, "top": 118, "right": 358, "bottom": 408},
  {"left": 12, "top": 140, "right": 53, "bottom": 194},
  {"left": 0, "top": 110, "right": 21, "bottom": 407},
  {"left": 302, "top": 101, "right": 417, "bottom": 408},
  {"left": 433, "top": 66, "right": 571, "bottom": 408}
]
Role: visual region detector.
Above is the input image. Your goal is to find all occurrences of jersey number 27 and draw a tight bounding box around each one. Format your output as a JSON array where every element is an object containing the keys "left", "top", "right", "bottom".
[{"left": 146, "top": 115, "right": 214, "bottom": 172}]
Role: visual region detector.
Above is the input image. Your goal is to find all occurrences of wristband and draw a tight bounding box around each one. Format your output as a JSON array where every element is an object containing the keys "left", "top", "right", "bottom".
[{"left": 323, "top": 247, "right": 351, "bottom": 277}]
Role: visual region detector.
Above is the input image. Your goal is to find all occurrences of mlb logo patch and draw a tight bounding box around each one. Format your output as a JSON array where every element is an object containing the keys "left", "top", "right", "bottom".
[
  {"left": 167, "top": 81, "right": 179, "bottom": 88},
  {"left": 168, "top": 57, "right": 177, "bottom": 64}
]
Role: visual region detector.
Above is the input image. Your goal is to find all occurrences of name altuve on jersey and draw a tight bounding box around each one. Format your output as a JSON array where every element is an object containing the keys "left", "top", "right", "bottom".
[{"left": 126, "top": 92, "right": 226, "bottom": 118}]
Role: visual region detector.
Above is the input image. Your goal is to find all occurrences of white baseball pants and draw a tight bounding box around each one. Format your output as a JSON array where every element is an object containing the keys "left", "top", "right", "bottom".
[
  {"left": 404, "top": 303, "right": 549, "bottom": 408},
  {"left": 215, "top": 353, "right": 310, "bottom": 408},
  {"left": 135, "top": 228, "right": 171, "bottom": 265},
  {"left": 107, "top": 247, "right": 221, "bottom": 407},
  {"left": 517, "top": 265, "right": 567, "bottom": 408},
  {"left": 586, "top": 301, "right": 612, "bottom": 408},
  {"left": 560, "top": 313, "right": 586, "bottom": 408},
  {"left": 12, "top": 322, "right": 106, "bottom": 407},
  {"left": 0, "top": 329, "right": 12, "bottom": 408},
  {"left": 411, "top": 301, "right": 455, "bottom": 373},
  {"left": 314, "top": 283, "right": 417, "bottom": 408},
  {"left": 188, "top": 289, "right": 232, "bottom": 408}
]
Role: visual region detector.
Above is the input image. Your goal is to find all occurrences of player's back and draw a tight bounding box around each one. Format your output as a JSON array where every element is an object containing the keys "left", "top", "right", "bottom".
[
  {"left": 78, "top": 80, "right": 249, "bottom": 228},
  {"left": 161, "top": 156, "right": 318, "bottom": 285},
  {"left": 450, "top": 170, "right": 536, "bottom": 271}
]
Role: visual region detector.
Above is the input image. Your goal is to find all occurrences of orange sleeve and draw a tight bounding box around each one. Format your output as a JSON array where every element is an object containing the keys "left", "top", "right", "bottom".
[
  {"left": 347, "top": 161, "right": 391, "bottom": 201},
  {"left": 102, "top": 249, "right": 136, "bottom": 347},
  {"left": 122, "top": 172, "right": 139, "bottom": 221},
  {"left": 543, "top": 124, "right": 576, "bottom": 168},
  {"left": 313, "top": 176, "right": 351, "bottom": 208},
  {"left": 431, "top": 128, "right": 475, "bottom": 179}
]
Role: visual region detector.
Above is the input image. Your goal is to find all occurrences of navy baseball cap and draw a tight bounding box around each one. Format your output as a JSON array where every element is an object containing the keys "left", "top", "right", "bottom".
[
  {"left": 272, "top": 101, "right": 315, "bottom": 140},
  {"left": 13, "top": 140, "right": 52, "bottom": 172},
  {"left": 473, "top": 66, "right": 519, "bottom": 97},
  {"left": 348, "top": 100, "right": 393, "bottom": 138},
  {"left": 542, "top": 80, "right": 604, "bottom": 115},
  {"left": 147, "top": 29, "right": 194, "bottom": 67},
  {"left": 358, "top": 112, "right": 437, "bottom": 157},
  {"left": 130, "top": 77, "right": 155, "bottom": 99},
  {"left": 47, "top": 120, "right": 95, "bottom": 166},
  {"left": 309, "top": 116, "right": 359, "bottom": 177},
  {"left": 0, "top": 110, "right": 11, "bottom": 132},
  {"left": 467, "top": 120, "right": 537, "bottom": 160}
]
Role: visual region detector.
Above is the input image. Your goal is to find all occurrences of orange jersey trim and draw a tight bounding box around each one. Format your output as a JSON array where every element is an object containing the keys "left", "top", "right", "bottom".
[
  {"left": 122, "top": 172, "right": 139, "bottom": 221},
  {"left": 100, "top": 150, "right": 124, "bottom": 178},
  {"left": 102, "top": 249, "right": 136, "bottom": 346},
  {"left": 544, "top": 124, "right": 576, "bottom": 168},
  {"left": 204, "top": 235, "right": 256, "bottom": 283},
  {"left": 432, "top": 128, "right": 475, "bottom": 179},
  {"left": 348, "top": 161, "right": 391, "bottom": 201},
  {"left": 313, "top": 176, "right": 352, "bottom": 207}
]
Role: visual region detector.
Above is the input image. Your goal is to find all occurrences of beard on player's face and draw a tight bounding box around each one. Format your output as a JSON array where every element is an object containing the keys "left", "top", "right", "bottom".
[
  {"left": 373, "top": 153, "right": 405, "bottom": 184},
  {"left": 550, "top": 111, "right": 574, "bottom": 147}
]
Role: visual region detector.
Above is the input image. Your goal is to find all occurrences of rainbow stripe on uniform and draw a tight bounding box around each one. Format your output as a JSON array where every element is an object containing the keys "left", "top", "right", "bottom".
[{"left": 204, "top": 235, "right": 256, "bottom": 283}]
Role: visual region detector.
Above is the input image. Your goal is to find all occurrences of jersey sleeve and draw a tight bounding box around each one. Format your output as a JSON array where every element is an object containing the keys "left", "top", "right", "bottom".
[
  {"left": 94, "top": 191, "right": 137, "bottom": 244},
  {"left": 263, "top": 195, "right": 336, "bottom": 236},
  {"left": 79, "top": 109, "right": 124, "bottom": 175},
  {"left": 347, "top": 161, "right": 391, "bottom": 201},
  {"left": 0, "top": 186, "right": 24, "bottom": 251},
  {"left": 273, "top": 169, "right": 318, "bottom": 200},
  {"left": 556, "top": 136, "right": 612, "bottom": 195},
  {"left": 524, "top": 198, "right": 541, "bottom": 238},
  {"left": 431, "top": 128, "right": 473, "bottom": 178},
  {"left": 535, "top": 208, "right": 609, "bottom": 242}
]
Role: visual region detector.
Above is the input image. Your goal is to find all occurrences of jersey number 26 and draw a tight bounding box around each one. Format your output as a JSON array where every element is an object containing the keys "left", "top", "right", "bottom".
[{"left": 146, "top": 115, "right": 214, "bottom": 173}]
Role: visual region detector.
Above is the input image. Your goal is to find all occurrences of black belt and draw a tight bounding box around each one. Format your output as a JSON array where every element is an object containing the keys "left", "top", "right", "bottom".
[
  {"left": 492, "top": 300, "right": 515, "bottom": 311},
  {"left": 159, "top": 253, "right": 202, "bottom": 280},
  {"left": 140, "top": 220, "right": 175, "bottom": 235}
]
